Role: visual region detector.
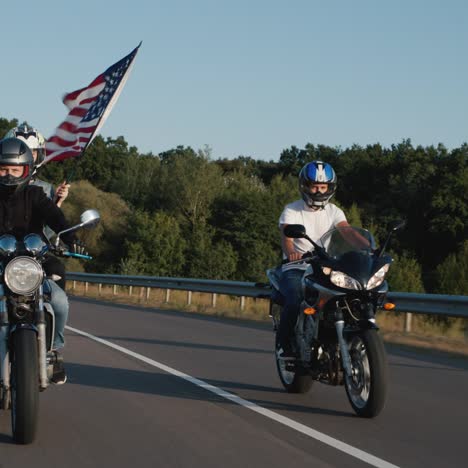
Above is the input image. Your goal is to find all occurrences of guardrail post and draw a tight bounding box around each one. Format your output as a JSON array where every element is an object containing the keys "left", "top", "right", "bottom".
[
  {"left": 240, "top": 296, "right": 245, "bottom": 311},
  {"left": 187, "top": 291, "right": 192, "bottom": 305},
  {"left": 165, "top": 289, "right": 171, "bottom": 303},
  {"left": 146, "top": 287, "right": 150, "bottom": 301},
  {"left": 212, "top": 293, "right": 217, "bottom": 307},
  {"left": 129, "top": 286, "right": 133, "bottom": 296},
  {"left": 113, "top": 285, "right": 117, "bottom": 295},
  {"left": 72, "top": 281, "right": 76, "bottom": 290},
  {"left": 98, "top": 284, "right": 102, "bottom": 296},
  {"left": 85, "top": 282, "right": 89, "bottom": 294},
  {"left": 405, "top": 313, "right": 413, "bottom": 333}
]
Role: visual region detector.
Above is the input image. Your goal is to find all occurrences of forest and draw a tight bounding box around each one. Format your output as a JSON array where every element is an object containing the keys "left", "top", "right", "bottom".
[{"left": 1, "top": 116, "right": 466, "bottom": 295}]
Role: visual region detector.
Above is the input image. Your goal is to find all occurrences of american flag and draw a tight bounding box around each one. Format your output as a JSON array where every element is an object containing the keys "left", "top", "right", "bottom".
[{"left": 44, "top": 43, "right": 141, "bottom": 164}]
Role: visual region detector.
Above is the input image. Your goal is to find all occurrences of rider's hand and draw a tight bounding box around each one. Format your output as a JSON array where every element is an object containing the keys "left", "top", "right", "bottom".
[
  {"left": 288, "top": 252, "right": 303, "bottom": 261},
  {"left": 71, "top": 240, "right": 87, "bottom": 256},
  {"left": 55, "top": 181, "right": 70, "bottom": 207}
]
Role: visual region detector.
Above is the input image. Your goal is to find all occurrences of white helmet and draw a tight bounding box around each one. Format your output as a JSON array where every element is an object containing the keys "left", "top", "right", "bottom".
[{"left": 5, "top": 124, "right": 46, "bottom": 163}]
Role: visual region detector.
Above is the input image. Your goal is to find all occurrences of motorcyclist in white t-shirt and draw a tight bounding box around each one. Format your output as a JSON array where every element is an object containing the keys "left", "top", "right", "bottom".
[{"left": 277, "top": 161, "right": 349, "bottom": 359}]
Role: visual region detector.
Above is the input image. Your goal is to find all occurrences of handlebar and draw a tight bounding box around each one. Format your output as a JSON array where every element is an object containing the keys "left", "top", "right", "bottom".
[
  {"left": 281, "top": 252, "right": 314, "bottom": 265},
  {"left": 61, "top": 251, "right": 93, "bottom": 260}
]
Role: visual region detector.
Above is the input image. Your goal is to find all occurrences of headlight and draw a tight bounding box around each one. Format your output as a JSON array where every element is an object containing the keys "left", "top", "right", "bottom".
[
  {"left": 4, "top": 256, "right": 43, "bottom": 295},
  {"left": 330, "top": 271, "right": 362, "bottom": 290},
  {"left": 367, "top": 264, "right": 390, "bottom": 290}
]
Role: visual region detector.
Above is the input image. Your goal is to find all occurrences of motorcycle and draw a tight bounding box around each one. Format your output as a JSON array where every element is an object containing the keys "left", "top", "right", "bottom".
[
  {"left": 0, "top": 209, "right": 100, "bottom": 443},
  {"left": 268, "top": 221, "right": 405, "bottom": 418}
]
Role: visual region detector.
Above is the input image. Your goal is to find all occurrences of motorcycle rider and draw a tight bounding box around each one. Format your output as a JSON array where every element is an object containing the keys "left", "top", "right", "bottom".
[
  {"left": 5, "top": 125, "right": 70, "bottom": 206},
  {"left": 6, "top": 125, "right": 70, "bottom": 291},
  {"left": 277, "top": 160, "right": 349, "bottom": 360},
  {"left": 0, "top": 137, "right": 77, "bottom": 384}
]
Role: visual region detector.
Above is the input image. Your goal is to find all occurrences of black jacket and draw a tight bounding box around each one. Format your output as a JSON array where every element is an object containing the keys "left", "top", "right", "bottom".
[{"left": 0, "top": 185, "right": 75, "bottom": 245}]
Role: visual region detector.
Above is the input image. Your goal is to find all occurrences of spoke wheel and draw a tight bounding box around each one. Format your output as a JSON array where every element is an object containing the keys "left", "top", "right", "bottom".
[{"left": 344, "top": 330, "right": 388, "bottom": 418}]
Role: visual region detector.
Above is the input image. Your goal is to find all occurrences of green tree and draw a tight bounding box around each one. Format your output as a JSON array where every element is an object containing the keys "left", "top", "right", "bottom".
[
  {"left": 61, "top": 180, "right": 131, "bottom": 273},
  {"left": 121, "top": 211, "right": 186, "bottom": 276},
  {"left": 435, "top": 241, "right": 468, "bottom": 295},
  {"left": 154, "top": 146, "right": 223, "bottom": 228},
  {"left": 386, "top": 253, "right": 425, "bottom": 293},
  {"left": 0, "top": 117, "right": 18, "bottom": 138},
  {"left": 184, "top": 223, "right": 238, "bottom": 280},
  {"left": 427, "top": 147, "right": 468, "bottom": 267}
]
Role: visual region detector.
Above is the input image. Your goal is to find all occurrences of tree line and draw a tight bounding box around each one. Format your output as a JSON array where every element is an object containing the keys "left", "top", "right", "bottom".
[{"left": 1, "top": 116, "right": 466, "bottom": 295}]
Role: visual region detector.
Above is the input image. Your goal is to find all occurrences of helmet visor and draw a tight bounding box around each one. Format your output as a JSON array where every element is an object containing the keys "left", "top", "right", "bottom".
[
  {"left": 15, "top": 130, "right": 38, "bottom": 140},
  {"left": 0, "top": 165, "right": 29, "bottom": 186},
  {"left": 300, "top": 181, "right": 335, "bottom": 196}
]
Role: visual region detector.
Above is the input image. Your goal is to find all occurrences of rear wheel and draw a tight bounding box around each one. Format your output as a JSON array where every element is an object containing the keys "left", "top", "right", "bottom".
[
  {"left": 344, "top": 329, "right": 388, "bottom": 418},
  {"left": 11, "top": 329, "right": 39, "bottom": 444},
  {"left": 275, "top": 334, "right": 313, "bottom": 394}
]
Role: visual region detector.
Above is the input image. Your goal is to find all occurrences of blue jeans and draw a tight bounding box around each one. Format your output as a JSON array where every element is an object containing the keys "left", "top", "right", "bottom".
[
  {"left": 47, "top": 280, "right": 69, "bottom": 350},
  {"left": 278, "top": 269, "right": 304, "bottom": 351}
]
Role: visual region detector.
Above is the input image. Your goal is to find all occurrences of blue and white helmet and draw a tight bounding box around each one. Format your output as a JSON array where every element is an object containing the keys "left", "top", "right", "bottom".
[{"left": 299, "top": 161, "right": 337, "bottom": 208}]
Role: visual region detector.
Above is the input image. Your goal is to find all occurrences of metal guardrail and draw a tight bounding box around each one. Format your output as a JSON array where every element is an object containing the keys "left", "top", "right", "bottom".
[{"left": 67, "top": 272, "right": 468, "bottom": 319}]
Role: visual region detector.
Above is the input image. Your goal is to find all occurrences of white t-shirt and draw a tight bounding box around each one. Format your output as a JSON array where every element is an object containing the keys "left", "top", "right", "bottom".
[{"left": 279, "top": 200, "right": 346, "bottom": 265}]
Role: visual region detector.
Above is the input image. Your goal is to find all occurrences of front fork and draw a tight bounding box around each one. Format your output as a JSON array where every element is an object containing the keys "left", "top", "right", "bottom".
[
  {"left": 0, "top": 285, "right": 50, "bottom": 401},
  {"left": 335, "top": 316, "right": 353, "bottom": 378},
  {"left": 0, "top": 285, "right": 10, "bottom": 406},
  {"left": 36, "top": 284, "right": 49, "bottom": 390}
]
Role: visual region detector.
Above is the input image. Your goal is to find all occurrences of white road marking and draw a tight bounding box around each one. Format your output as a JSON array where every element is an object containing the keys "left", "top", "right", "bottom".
[{"left": 66, "top": 325, "right": 400, "bottom": 468}]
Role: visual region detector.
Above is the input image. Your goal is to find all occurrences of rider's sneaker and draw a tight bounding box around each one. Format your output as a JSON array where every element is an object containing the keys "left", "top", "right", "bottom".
[{"left": 50, "top": 351, "right": 67, "bottom": 385}]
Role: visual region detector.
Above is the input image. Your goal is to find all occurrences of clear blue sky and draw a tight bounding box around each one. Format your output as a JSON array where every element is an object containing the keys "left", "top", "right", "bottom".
[{"left": 3, "top": 0, "right": 467, "bottom": 161}]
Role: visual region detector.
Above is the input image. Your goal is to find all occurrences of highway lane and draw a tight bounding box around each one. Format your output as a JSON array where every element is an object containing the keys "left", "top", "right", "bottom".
[{"left": 0, "top": 297, "right": 467, "bottom": 467}]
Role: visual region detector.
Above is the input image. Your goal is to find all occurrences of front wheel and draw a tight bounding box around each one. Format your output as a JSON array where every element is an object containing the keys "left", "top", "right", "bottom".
[
  {"left": 344, "top": 329, "right": 388, "bottom": 418},
  {"left": 11, "top": 329, "right": 39, "bottom": 444},
  {"left": 275, "top": 334, "right": 313, "bottom": 394}
]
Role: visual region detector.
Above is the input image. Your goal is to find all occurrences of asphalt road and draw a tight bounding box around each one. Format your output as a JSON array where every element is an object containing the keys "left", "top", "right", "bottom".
[{"left": 1, "top": 297, "right": 467, "bottom": 468}]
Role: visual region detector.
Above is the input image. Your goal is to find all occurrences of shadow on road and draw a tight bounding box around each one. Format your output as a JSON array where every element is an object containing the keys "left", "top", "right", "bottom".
[
  {"left": 65, "top": 362, "right": 353, "bottom": 418},
  {"left": 386, "top": 344, "right": 468, "bottom": 371},
  {"left": 0, "top": 431, "right": 13, "bottom": 445},
  {"left": 97, "top": 335, "right": 270, "bottom": 355},
  {"left": 69, "top": 296, "right": 271, "bottom": 332}
]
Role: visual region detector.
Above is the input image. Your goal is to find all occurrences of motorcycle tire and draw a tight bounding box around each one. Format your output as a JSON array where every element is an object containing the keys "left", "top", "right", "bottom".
[
  {"left": 275, "top": 334, "right": 313, "bottom": 394},
  {"left": 11, "top": 329, "right": 39, "bottom": 444},
  {"left": 344, "top": 329, "right": 388, "bottom": 418}
]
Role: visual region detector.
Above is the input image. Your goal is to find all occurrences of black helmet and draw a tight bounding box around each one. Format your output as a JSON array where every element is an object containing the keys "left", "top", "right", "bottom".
[
  {"left": 0, "top": 137, "right": 34, "bottom": 189},
  {"left": 299, "top": 161, "right": 337, "bottom": 209}
]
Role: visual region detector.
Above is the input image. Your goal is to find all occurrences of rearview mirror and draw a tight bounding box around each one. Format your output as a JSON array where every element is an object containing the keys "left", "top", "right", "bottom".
[
  {"left": 80, "top": 209, "right": 100, "bottom": 228},
  {"left": 55, "top": 209, "right": 101, "bottom": 247},
  {"left": 283, "top": 224, "right": 307, "bottom": 239}
]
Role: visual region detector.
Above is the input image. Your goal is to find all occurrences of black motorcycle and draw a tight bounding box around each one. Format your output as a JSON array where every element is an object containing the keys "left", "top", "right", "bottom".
[
  {"left": 268, "top": 221, "right": 405, "bottom": 418},
  {"left": 0, "top": 209, "right": 100, "bottom": 443}
]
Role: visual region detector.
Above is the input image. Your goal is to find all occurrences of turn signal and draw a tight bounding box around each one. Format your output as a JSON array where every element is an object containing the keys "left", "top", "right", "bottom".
[
  {"left": 304, "top": 307, "right": 317, "bottom": 315},
  {"left": 383, "top": 303, "right": 396, "bottom": 310}
]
